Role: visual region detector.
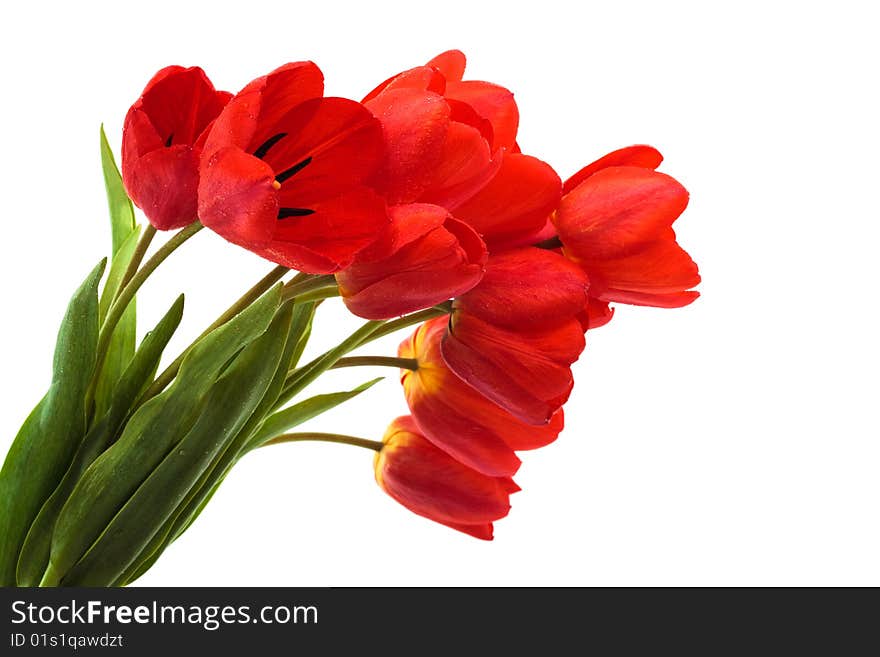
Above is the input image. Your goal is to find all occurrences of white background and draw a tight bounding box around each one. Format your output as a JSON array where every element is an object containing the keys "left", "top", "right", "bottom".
[{"left": 1, "top": 1, "right": 877, "bottom": 586}]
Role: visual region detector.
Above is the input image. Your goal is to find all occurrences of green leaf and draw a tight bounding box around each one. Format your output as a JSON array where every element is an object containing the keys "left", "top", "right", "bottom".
[
  {"left": 63, "top": 301, "right": 294, "bottom": 585},
  {"left": 287, "top": 301, "right": 317, "bottom": 370},
  {"left": 45, "top": 285, "right": 282, "bottom": 586},
  {"left": 0, "top": 259, "right": 105, "bottom": 586},
  {"left": 119, "top": 374, "right": 384, "bottom": 585},
  {"left": 96, "top": 128, "right": 139, "bottom": 421},
  {"left": 97, "top": 225, "right": 140, "bottom": 324},
  {"left": 94, "top": 227, "right": 141, "bottom": 419},
  {"left": 249, "top": 377, "right": 384, "bottom": 450},
  {"left": 15, "top": 295, "right": 184, "bottom": 586},
  {"left": 99, "top": 125, "right": 135, "bottom": 255},
  {"left": 112, "top": 301, "right": 314, "bottom": 585}
]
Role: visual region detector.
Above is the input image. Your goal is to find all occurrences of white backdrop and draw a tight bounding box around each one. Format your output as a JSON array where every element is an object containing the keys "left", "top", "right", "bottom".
[{"left": 1, "top": 1, "right": 877, "bottom": 586}]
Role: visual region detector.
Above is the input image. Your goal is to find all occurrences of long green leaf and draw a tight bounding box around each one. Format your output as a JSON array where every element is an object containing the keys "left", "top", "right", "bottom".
[
  {"left": 44, "top": 285, "right": 282, "bottom": 585},
  {"left": 94, "top": 227, "right": 141, "bottom": 419},
  {"left": 0, "top": 260, "right": 105, "bottom": 585},
  {"left": 113, "top": 301, "right": 314, "bottom": 585},
  {"left": 15, "top": 295, "right": 184, "bottom": 585},
  {"left": 96, "top": 127, "right": 139, "bottom": 419},
  {"left": 99, "top": 125, "right": 135, "bottom": 255},
  {"left": 250, "top": 378, "right": 384, "bottom": 450},
  {"left": 63, "top": 302, "right": 294, "bottom": 586},
  {"left": 114, "top": 303, "right": 318, "bottom": 586}
]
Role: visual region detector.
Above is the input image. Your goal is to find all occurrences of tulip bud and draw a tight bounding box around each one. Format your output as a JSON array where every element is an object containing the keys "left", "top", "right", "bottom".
[
  {"left": 555, "top": 163, "right": 700, "bottom": 308},
  {"left": 122, "top": 66, "right": 231, "bottom": 230},
  {"left": 400, "top": 318, "right": 565, "bottom": 477},
  {"left": 375, "top": 416, "right": 518, "bottom": 540}
]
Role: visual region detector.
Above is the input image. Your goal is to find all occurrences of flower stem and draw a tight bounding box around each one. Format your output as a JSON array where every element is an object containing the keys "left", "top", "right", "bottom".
[
  {"left": 275, "top": 303, "right": 450, "bottom": 409},
  {"left": 140, "top": 263, "right": 291, "bottom": 403},
  {"left": 90, "top": 222, "right": 204, "bottom": 407},
  {"left": 115, "top": 223, "right": 157, "bottom": 298},
  {"left": 281, "top": 274, "right": 337, "bottom": 301},
  {"left": 262, "top": 432, "right": 383, "bottom": 451},
  {"left": 288, "top": 287, "right": 341, "bottom": 304},
  {"left": 361, "top": 303, "right": 452, "bottom": 344},
  {"left": 332, "top": 356, "right": 418, "bottom": 371}
]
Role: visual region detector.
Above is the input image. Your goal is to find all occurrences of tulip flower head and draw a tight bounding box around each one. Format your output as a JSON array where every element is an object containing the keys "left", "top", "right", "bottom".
[
  {"left": 554, "top": 147, "right": 701, "bottom": 308},
  {"left": 375, "top": 416, "right": 519, "bottom": 540},
  {"left": 198, "top": 62, "right": 388, "bottom": 273},
  {"left": 122, "top": 66, "right": 231, "bottom": 230}
]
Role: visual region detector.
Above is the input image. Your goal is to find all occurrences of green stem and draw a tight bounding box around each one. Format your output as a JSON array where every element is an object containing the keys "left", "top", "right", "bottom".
[
  {"left": 90, "top": 222, "right": 203, "bottom": 407},
  {"left": 281, "top": 274, "right": 337, "bottom": 301},
  {"left": 289, "top": 287, "right": 340, "bottom": 304},
  {"left": 140, "top": 263, "right": 291, "bottom": 403},
  {"left": 275, "top": 303, "right": 451, "bottom": 410},
  {"left": 332, "top": 356, "right": 418, "bottom": 370},
  {"left": 361, "top": 303, "right": 452, "bottom": 344},
  {"left": 263, "top": 432, "right": 383, "bottom": 451},
  {"left": 115, "top": 223, "right": 157, "bottom": 299}
]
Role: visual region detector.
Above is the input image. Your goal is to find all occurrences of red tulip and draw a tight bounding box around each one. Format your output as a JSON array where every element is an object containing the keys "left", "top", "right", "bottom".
[
  {"left": 198, "top": 62, "right": 387, "bottom": 273},
  {"left": 440, "top": 248, "right": 588, "bottom": 424},
  {"left": 554, "top": 152, "right": 700, "bottom": 308},
  {"left": 374, "top": 416, "right": 519, "bottom": 540},
  {"left": 400, "top": 319, "right": 562, "bottom": 476},
  {"left": 122, "top": 66, "right": 231, "bottom": 230},
  {"left": 336, "top": 204, "right": 487, "bottom": 319}
]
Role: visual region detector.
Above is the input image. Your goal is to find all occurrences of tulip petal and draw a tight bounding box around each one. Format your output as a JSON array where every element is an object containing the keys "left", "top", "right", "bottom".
[
  {"left": 451, "top": 153, "right": 562, "bottom": 246},
  {"left": 442, "top": 314, "right": 584, "bottom": 424},
  {"left": 137, "top": 66, "right": 231, "bottom": 148},
  {"left": 419, "top": 121, "right": 495, "bottom": 209},
  {"left": 426, "top": 50, "right": 467, "bottom": 82},
  {"left": 590, "top": 239, "right": 701, "bottom": 298},
  {"left": 198, "top": 146, "right": 278, "bottom": 247},
  {"left": 251, "top": 61, "right": 324, "bottom": 143},
  {"left": 362, "top": 65, "right": 447, "bottom": 103},
  {"left": 262, "top": 97, "right": 383, "bottom": 204},
  {"left": 563, "top": 145, "right": 663, "bottom": 194},
  {"left": 407, "top": 388, "right": 522, "bottom": 476},
  {"left": 556, "top": 166, "right": 689, "bottom": 260},
  {"left": 338, "top": 206, "right": 486, "bottom": 319},
  {"left": 366, "top": 88, "right": 452, "bottom": 203},
  {"left": 577, "top": 298, "right": 615, "bottom": 330},
  {"left": 439, "top": 521, "right": 495, "bottom": 540},
  {"left": 267, "top": 186, "right": 388, "bottom": 273},
  {"left": 454, "top": 248, "right": 588, "bottom": 329},
  {"left": 126, "top": 145, "right": 200, "bottom": 230},
  {"left": 376, "top": 417, "right": 514, "bottom": 524},
  {"left": 401, "top": 320, "right": 566, "bottom": 453},
  {"left": 445, "top": 80, "right": 519, "bottom": 151}
]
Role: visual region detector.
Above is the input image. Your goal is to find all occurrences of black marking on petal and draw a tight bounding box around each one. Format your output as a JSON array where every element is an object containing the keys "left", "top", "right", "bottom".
[
  {"left": 165, "top": 133, "right": 174, "bottom": 147},
  {"left": 275, "top": 156, "right": 313, "bottom": 184},
  {"left": 278, "top": 207, "right": 316, "bottom": 219},
  {"left": 253, "top": 133, "right": 287, "bottom": 160}
]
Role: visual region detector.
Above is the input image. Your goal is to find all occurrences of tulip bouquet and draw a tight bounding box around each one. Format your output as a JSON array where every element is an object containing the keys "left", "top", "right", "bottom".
[{"left": 0, "top": 50, "right": 699, "bottom": 587}]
